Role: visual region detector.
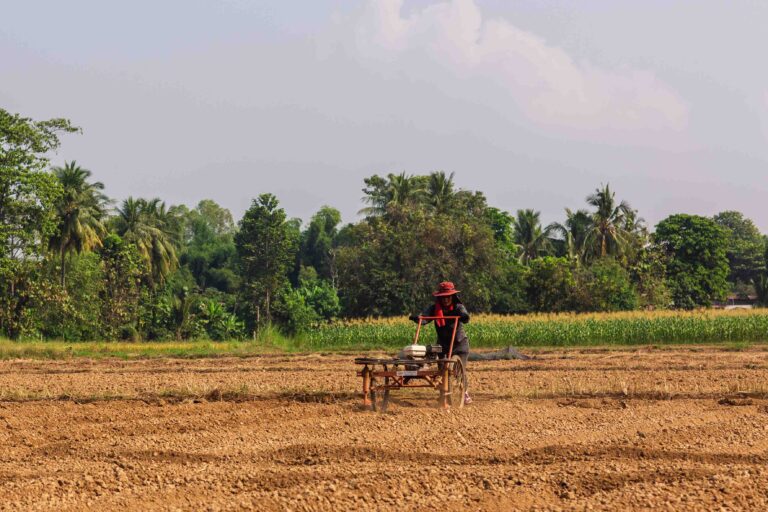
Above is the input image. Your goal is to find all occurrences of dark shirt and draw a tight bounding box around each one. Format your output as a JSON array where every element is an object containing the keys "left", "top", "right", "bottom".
[{"left": 416, "top": 303, "right": 470, "bottom": 355}]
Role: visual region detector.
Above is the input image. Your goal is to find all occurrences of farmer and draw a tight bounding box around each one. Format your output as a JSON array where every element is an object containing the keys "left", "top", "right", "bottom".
[{"left": 410, "top": 281, "right": 472, "bottom": 405}]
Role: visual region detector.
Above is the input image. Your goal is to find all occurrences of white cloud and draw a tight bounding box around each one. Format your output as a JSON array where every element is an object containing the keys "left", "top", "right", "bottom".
[
  {"left": 13, "top": 0, "right": 746, "bottom": 228},
  {"left": 339, "top": 0, "right": 689, "bottom": 142}
]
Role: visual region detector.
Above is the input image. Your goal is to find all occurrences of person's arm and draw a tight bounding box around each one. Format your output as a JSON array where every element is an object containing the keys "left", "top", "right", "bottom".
[
  {"left": 409, "top": 304, "right": 435, "bottom": 324},
  {"left": 456, "top": 303, "right": 470, "bottom": 323}
]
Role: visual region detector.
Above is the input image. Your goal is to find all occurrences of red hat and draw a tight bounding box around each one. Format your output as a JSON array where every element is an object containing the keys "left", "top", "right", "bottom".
[{"left": 433, "top": 281, "right": 460, "bottom": 297}]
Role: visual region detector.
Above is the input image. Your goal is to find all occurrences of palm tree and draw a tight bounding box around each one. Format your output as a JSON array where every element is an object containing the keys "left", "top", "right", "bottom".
[
  {"left": 49, "top": 161, "right": 109, "bottom": 286},
  {"left": 622, "top": 208, "right": 647, "bottom": 240},
  {"left": 359, "top": 172, "right": 425, "bottom": 216},
  {"left": 584, "top": 184, "right": 633, "bottom": 259},
  {"left": 113, "top": 197, "right": 178, "bottom": 286},
  {"left": 620, "top": 208, "right": 648, "bottom": 263},
  {"left": 426, "top": 171, "right": 455, "bottom": 213},
  {"left": 388, "top": 172, "right": 424, "bottom": 207},
  {"left": 548, "top": 208, "right": 592, "bottom": 263},
  {"left": 512, "top": 209, "right": 553, "bottom": 264}
]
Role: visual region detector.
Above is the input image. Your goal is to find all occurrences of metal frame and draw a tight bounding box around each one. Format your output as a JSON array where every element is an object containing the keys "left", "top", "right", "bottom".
[{"left": 355, "top": 316, "right": 463, "bottom": 410}]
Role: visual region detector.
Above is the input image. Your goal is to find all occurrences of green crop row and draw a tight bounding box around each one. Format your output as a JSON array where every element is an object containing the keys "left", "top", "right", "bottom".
[{"left": 304, "top": 309, "right": 768, "bottom": 348}]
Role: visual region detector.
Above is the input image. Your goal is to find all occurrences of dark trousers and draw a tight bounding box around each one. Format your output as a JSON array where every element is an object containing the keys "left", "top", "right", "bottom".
[
  {"left": 454, "top": 351, "right": 469, "bottom": 392},
  {"left": 440, "top": 341, "right": 469, "bottom": 393}
]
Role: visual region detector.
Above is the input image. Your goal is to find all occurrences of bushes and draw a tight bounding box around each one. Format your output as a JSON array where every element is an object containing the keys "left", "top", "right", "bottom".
[
  {"left": 510, "top": 257, "right": 640, "bottom": 314},
  {"left": 491, "top": 261, "right": 529, "bottom": 314},
  {"left": 273, "top": 268, "right": 341, "bottom": 335},
  {"left": 32, "top": 253, "right": 105, "bottom": 340},
  {"left": 574, "top": 258, "right": 638, "bottom": 312},
  {"left": 525, "top": 257, "right": 575, "bottom": 312},
  {"left": 196, "top": 299, "right": 244, "bottom": 340}
]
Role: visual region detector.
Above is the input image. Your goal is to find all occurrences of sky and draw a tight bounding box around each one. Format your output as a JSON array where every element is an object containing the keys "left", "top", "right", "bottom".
[{"left": 2, "top": 0, "right": 768, "bottom": 231}]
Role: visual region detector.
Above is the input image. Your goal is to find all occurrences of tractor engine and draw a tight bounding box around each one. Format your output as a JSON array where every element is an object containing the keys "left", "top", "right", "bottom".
[{"left": 401, "top": 344, "right": 442, "bottom": 360}]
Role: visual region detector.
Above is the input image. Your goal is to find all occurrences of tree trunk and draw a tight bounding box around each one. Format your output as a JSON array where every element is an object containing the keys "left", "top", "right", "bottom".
[
  {"left": 253, "top": 305, "right": 260, "bottom": 340},
  {"left": 265, "top": 290, "right": 271, "bottom": 325},
  {"left": 330, "top": 249, "right": 338, "bottom": 290},
  {"left": 60, "top": 246, "right": 66, "bottom": 288}
]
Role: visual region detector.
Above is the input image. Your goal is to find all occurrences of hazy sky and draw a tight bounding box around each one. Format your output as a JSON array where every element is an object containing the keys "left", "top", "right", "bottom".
[{"left": 3, "top": 0, "right": 767, "bottom": 230}]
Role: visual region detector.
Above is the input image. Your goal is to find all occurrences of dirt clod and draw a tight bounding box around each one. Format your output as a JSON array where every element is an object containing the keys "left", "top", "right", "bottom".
[{"left": 718, "top": 397, "right": 754, "bottom": 406}]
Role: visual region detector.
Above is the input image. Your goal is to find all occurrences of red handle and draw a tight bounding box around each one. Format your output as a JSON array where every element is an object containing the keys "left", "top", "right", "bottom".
[{"left": 412, "top": 316, "right": 461, "bottom": 358}]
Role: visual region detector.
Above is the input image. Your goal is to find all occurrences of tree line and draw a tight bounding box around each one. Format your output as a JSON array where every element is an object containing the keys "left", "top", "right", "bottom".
[{"left": 2, "top": 108, "right": 766, "bottom": 340}]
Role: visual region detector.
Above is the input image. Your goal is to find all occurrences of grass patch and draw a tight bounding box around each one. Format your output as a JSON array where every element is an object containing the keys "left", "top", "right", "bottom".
[
  {"left": 723, "top": 341, "right": 753, "bottom": 351},
  {"left": 0, "top": 339, "right": 278, "bottom": 360},
  {"left": 0, "top": 324, "right": 307, "bottom": 360}
]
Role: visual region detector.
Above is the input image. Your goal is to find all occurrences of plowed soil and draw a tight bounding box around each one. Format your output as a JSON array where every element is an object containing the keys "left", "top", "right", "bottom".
[{"left": 2, "top": 346, "right": 768, "bottom": 511}]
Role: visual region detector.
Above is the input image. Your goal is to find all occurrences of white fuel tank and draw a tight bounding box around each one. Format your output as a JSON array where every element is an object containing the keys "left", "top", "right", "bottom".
[{"left": 402, "top": 344, "right": 427, "bottom": 359}]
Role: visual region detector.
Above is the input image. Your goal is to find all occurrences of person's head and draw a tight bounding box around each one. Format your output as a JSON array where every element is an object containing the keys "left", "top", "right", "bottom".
[{"left": 433, "top": 281, "right": 460, "bottom": 306}]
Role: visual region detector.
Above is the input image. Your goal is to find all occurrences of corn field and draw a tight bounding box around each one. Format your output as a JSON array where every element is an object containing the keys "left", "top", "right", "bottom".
[{"left": 305, "top": 309, "right": 768, "bottom": 348}]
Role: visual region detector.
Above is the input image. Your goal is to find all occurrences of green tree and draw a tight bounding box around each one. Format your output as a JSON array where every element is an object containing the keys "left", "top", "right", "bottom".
[
  {"left": 296, "top": 266, "right": 341, "bottom": 320},
  {"left": 273, "top": 267, "right": 341, "bottom": 334},
  {"left": 453, "top": 190, "right": 489, "bottom": 218},
  {"left": 525, "top": 257, "right": 575, "bottom": 312},
  {"left": 197, "top": 298, "right": 244, "bottom": 340},
  {"left": 99, "top": 234, "right": 142, "bottom": 339},
  {"left": 654, "top": 214, "right": 729, "bottom": 309},
  {"left": 619, "top": 208, "right": 648, "bottom": 268},
  {"left": 166, "top": 204, "right": 190, "bottom": 247},
  {"left": 337, "top": 199, "right": 498, "bottom": 316},
  {"left": 755, "top": 276, "right": 768, "bottom": 306},
  {"left": 0, "top": 109, "right": 78, "bottom": 338},
  {"left": 273, "top": 285, "right": 321, "bottom": 335},
  {"left": 426, "top": 171, "right": 456, "bottom": 213},
  {"left": 166, "top": 282, "right": 194, "bottom": 340},
  {"left": 112, "top": 197, "right": 179, "bottom": 286},
  {"left": 65, "top": 253, "right": 104, "bottom": 339},
  {"left": 175, "top": 199, "right": 234, "bottom": 247},
  {"left": 584, "top": 184, "right": 633, "bottom": 259},
  {"left": 48, "top": 161, "right": 109, "bottom": 286},
  {"left": 190, "top": 199, "right": 235, "bottom": 238},
  {"left": 629, "top": 244, "right": 671, "bottom": 309},
  {"left": 299, "top": 206, "right": 342, "bottom": 285},
  {"left": 34, "top": 252, "right": 105, "bottom": 340},
  {"left": 484, "top": 207, "right": 515, "bottom": 253},
  {"left": 490, "top": 260, "right": 530, "bottom": 313},
  {"left": 512, "top": 209, "right": 553, "bottom": 264},
  {"left": 180, "top": 200, "right": 238, "bottom": 293},
  {"left": 235, "top": 193, "right": 298, "bottom": 331},
  {"left": 754, "top": 238, "right": 768, "bottom": 306},
  {"left": 549, "top": 208, "right": 592, "bottom": 263},
  {"left": 359, "top": 172, "right": 426, "bottom": 217},
  {"left": 713, "top": 211, "right": 764, "bottom": 287},
  {"left": 574, "top": 258, "right": 638, "bottom": 311}
]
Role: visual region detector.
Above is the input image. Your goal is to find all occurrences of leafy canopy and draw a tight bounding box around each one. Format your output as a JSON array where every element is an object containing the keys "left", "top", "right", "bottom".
[
  {"left": 49, "top": 161, "right": 109, "bottom": 286},
  {"left": 0, "top": 109, "right": 79, "bottom": 338},
  {"left": 713, "top": 211, "right": 764, "bottom": 286},
  {"left": 235, "top": 193, "right": 298, "bottom": 328},
  {"left": 655, "top": 214, "right": 729, "bottom": 309}
]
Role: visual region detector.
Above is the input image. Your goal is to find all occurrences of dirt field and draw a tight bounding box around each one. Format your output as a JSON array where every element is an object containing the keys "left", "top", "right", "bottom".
[{"left": 2, "top": 347, "right": 768, "bottom": 511}]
